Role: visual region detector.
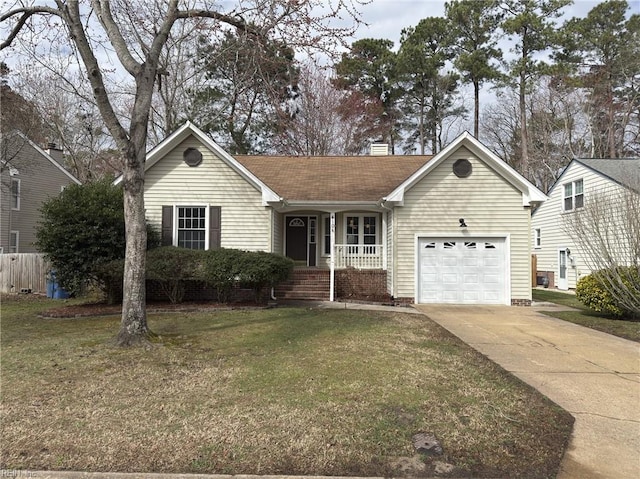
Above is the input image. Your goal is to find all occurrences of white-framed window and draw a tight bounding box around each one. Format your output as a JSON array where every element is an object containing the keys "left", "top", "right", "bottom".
[
  {"left": 563, "top": 179, "right": 584, "bottom": 212},
  {"left": 345, "top": 214, "right": 378, "bottom": 253},
  {"left": 322, "top": 215, "right": 331, "bottom": 255},
  {"left": 176, "top": 206, "right": 208, "bottom": 250},
  {"left": 309, "top": 217, "right": 316, "bottom": 244},
  {"left": 11, "top": 178, "right": 20, "bottom": 210},
  {"left": 534, "top": 228, "right": 541, "bottom": 248},
  {"left": 9, "top": 231, "right": 19, "bottom": 253}
]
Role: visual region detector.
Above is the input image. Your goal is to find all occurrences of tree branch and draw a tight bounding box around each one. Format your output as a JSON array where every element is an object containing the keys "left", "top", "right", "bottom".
[
  {"left": 90, "top": 0, "right": 141, "bottom": 76},
  {"left": 176, "top": 9, "right": 261, "bottom": 37},
  {"left": 61, "top": 0, "right": 129, "bottom": 149},
  {"left": 0, "top": 7, "right": 60, "bottom": 50}
]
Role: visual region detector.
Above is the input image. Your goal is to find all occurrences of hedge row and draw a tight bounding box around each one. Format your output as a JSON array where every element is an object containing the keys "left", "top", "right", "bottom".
[{"left": 96, "top": 247, "right": 294, "bottom": 304}]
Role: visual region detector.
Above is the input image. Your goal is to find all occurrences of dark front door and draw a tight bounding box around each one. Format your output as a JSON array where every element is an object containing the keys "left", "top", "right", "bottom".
[{"left": 286, "top": 216, "right": 308, "bottom": 262}]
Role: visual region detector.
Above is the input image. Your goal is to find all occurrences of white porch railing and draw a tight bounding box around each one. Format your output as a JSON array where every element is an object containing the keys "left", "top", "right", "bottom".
[{"left": 335, "top": 244, "right": 384, "bottom": 269}]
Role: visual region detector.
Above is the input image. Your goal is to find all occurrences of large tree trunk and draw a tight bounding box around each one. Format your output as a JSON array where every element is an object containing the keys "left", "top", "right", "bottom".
[
  {"left": 519, "top": 65, "right": 529, "bottom": 178},
  {"left": 115, "top": 73, "right": 156, "bottom": 346},
  {"left": 474, "top": 80, "right": 480, "bottom": 138},
  {"left": 116, "top": 143, "right": 148, "bottom": 346}
]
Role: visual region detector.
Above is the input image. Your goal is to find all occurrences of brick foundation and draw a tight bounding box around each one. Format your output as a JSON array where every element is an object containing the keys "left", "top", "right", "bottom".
[
  {"left": 535, "top": 271, "right": 555, "bottom": 289},
  {"left": 392, "top": 297, "right": 415, "bottom": 306},
  {"left": 335, "top": 268, "right": 390, "bottom": 302},
  {"left": 511, "top": 298, "right": 532, "bottom": 307}
]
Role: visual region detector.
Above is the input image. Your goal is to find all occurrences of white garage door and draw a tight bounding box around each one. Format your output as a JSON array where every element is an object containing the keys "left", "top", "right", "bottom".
[{"left": 418, "top": 237, "right": 507, "bottom": 304}]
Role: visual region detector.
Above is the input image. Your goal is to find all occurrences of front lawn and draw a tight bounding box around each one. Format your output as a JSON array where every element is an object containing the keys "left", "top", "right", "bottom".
[
  {"left": 1, "top": 295, "right": 573, "bottom": 477},
  {"left": 533, "top": 289, "right": 640, "bottom": 342}
]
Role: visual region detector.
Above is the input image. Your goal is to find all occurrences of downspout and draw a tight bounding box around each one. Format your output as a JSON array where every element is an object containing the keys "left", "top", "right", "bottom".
[{"left": 329, "top": 212, "right": 336, "bottom": 302}]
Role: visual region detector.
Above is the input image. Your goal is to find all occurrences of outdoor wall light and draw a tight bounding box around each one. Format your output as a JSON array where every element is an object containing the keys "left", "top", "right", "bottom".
[
  {"left": 459, "top": 218, "right": 467, "bottom": 228},
  {"left": 566, "top": 248, "right": 571, "bottom": 256}
]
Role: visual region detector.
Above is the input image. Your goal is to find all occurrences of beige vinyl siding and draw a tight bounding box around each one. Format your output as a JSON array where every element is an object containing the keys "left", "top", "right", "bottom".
[
  {"left": 272, "top": 210, "right": 283, "bottom": 255},
  {"left": 386, "top": 209, "right": 394, "bottom": 294},
  {"left": 145, "top": 135, "right": 270, "bottom": 251},
  {"left": 0, "top": 141, "right": 78, "bottom": 253},
  {"left": 394, "top": 146, "right": 532, "bottom": 301},
  {"left": 531, "top": 162, "right": 628, "bottom": 289}
]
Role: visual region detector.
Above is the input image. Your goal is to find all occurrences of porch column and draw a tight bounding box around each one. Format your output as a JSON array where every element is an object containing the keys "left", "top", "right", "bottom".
[
  {"left": 382, "top": 212, "right": 388, "bottom": 270},
  {"left": 329, "top": 212, "right": 336, "bottom": 302}
]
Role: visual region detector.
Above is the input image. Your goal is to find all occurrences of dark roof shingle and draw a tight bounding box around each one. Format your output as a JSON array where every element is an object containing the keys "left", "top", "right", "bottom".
[{"left": 576, "top": 158, "right": 640, "bottom": 188}]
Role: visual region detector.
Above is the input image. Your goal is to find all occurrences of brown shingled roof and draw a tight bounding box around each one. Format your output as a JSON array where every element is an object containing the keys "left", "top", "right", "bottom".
[{"left": 235, "top": 155, "right": 432, "bottom": 202}]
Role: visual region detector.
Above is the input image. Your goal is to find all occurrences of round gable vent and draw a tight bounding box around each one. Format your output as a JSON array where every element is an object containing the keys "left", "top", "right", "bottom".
[
  {"left": 183, "top": 147, "right": 203, "bottom": 167},
  {"left": 453, "top": 158, "right": 472, "bottom": 178}
]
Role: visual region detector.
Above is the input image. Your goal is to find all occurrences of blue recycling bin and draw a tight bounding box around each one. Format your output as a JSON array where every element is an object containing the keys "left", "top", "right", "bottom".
[{"left": 46, "top": 271, "right": 70, "bottom": 299}]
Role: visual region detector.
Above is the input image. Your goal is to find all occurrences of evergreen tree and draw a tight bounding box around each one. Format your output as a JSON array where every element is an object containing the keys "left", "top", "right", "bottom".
[
  {"left": 334, "top": 38, "right": 401, "bottom": 152},
  {"left": 397, "top": 17, "right": 465, "bottom": 154},
  {"left": 554, "top": 0, "right": 640, "bottom": 157},
  {"left": 445, "top": 0, "right": 503, "bottom": 138},
  {"left": 501, "top": 0, "right": 572, "bottom": 178}
]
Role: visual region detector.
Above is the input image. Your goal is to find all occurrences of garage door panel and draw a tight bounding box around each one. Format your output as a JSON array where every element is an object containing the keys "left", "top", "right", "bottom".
[
  {"left": 463, "top": 274, "right": 479, "bottom": 284},
  {"left": 463, "top": 291, "right": 480, "bottom": 302},
  {"left": 419, "top": 237, "right": 506, "bottom": 305},
  {"left": 463, "top": 257, "right": 479, "bottom": 267},
  {"left": 442, "top": 257, "right": 458, "bottom": 267},
  {"left": 442, "top": 273, "right": 458, "bottom": 283}
]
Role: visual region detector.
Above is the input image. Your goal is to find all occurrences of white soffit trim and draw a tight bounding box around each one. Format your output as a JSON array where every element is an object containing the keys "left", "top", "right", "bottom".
[
  {"left": 114, "top": 122, "right": 280, "bottom": 204},
  {"left": 385, "top": 132, "right": 547, "bottom": 206}
]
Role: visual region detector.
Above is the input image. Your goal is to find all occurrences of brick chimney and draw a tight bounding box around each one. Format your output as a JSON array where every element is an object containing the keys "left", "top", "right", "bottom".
[{"left": 45, "top": 142, "right": 64, "bottom": 163}]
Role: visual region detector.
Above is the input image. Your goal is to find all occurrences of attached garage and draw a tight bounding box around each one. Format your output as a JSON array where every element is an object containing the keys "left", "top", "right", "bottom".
[{"left": 417, "top": 237, "right": 509, "bottom": 305}]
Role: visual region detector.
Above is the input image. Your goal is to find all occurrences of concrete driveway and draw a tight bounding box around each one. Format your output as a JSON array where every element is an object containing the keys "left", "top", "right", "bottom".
[{"left": 414, "top": 304, "right": 640, "bottom": 479}]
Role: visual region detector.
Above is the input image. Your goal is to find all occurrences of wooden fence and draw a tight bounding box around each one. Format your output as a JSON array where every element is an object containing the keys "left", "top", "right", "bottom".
[{"left": 0, "top": 253, "right": 50, "bottom": 294}]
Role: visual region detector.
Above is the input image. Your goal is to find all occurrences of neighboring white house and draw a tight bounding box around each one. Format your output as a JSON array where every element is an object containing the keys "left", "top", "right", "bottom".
[
  {"left": 1, "top": 132, "right": 81, "bottom": 254},
  {"left": 531, "top": 158, "right": 640, "bottom": 290},
  {"left": 121, "top": 122, "right": 546, "bottom": 305}
]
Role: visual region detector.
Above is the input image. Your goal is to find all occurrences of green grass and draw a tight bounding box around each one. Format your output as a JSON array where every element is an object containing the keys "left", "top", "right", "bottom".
[
  {"left": 533, "top": 289, "right": 640, "bottom": 342},
  {"left": 1, "top": 295, "right": 573, "bottom": 477}
]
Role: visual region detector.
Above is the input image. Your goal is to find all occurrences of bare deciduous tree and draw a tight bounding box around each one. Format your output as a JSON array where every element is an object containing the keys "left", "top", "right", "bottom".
[
  {"left": 1, "top": 0, "right": 363, "bottom": 346},
  {"left": 563, "top": 168, "right": 640, "bottom": 316},
  {"left": 274, "top": 63, "right": 384, "bottom": 155}
]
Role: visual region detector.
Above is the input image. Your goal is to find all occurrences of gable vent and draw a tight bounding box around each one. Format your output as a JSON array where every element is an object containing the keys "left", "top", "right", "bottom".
[{"left": 370, "top": 143, "right": 389, "bottom": 156}]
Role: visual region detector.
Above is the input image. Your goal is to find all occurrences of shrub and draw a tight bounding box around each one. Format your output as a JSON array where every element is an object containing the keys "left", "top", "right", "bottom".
[
  {"left": 94, "top": 259, "right": 125, "bottom": 305},
  {"left": 146, "top": 247, "right": 205, "bottom": 303},
  {"left": 576, "top": 267, "right": 640, "bottom": 319},
  {"left": 237, "top": 251, "right": 294, "bottom": 303},
  {"left": 36, "top": 179, "right": 159, "bottom": 297},
  {"left": 199, "top": 248, "right": 245, "bottom": 303}
]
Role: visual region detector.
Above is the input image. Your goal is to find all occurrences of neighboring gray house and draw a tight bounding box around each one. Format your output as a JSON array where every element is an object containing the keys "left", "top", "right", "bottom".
[
  {"left": 0, "top": 132, "right": 81, "bottom": 253},
  {"left": 531, "top": 158, "right": 640, "bottom": 290},
  {"left": 121, "top": 122, "right": 546, "bottom": 305}
]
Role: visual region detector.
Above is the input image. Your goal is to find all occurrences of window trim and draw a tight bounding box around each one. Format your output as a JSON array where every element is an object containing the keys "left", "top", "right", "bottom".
[
  {"left": 344, "top": 213, "right": 380, "bottom": 254},
  {"left": 11, "top": 178, "right": 20, "bottom": 211},
  {"left": 9, "top": 230, "right": 19, "bottom": 253},
  {"left": 534, "top": 228, "right": 541, "bottom": 249},
  {"left": 173, "top": 205, "right": 209, "bottom": 250},
  {"left": 322, "top": 215, "right": 331, "bottom": 256},
  {"left": 562, "top": 178, "right": 584, "bottom": 212}
]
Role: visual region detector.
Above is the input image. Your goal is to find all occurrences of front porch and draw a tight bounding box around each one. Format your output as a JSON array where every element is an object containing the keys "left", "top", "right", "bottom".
[
  {"left": 275, "top": 267, "right": 389, "bottom": 302},
  {"left": 278, "top": 210, "right": 389, "bottom": 301}
]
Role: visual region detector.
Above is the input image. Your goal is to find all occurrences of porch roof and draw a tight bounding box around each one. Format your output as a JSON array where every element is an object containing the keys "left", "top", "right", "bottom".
[{"left": 235, "top": 155, "right": 431, "bottom": 202}]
